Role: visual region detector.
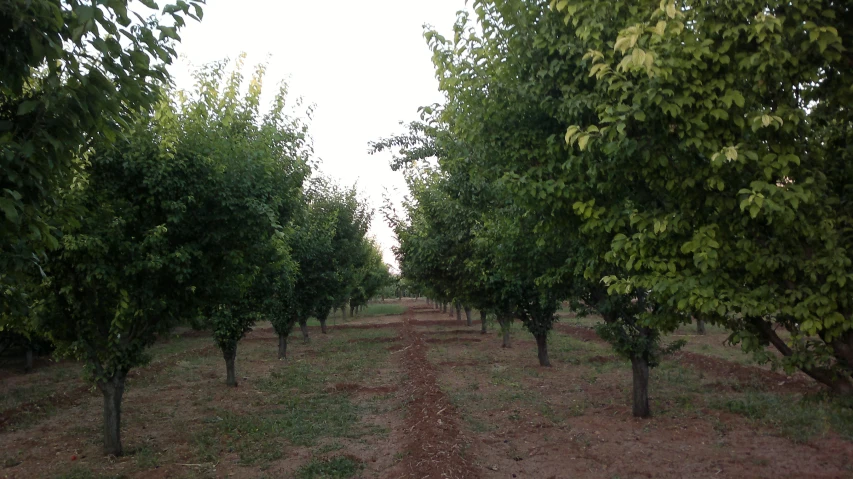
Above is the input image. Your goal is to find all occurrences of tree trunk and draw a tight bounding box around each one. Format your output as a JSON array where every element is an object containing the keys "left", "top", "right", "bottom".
[
  {"left": 278, "top": 334, "right": 288, "bottom": 360},
  {"left": 755, "top": 317, "right": 853, "bottom": 395},
  {"left": 480, "top": 311, "right": 487, "bottom": 334},
  {"left": 99, "top": 372, "right": 127, "bottom": 456},
  {"left": 320, "top": 318, "right": 328, "bottom": 334},
  {"left": 631, "top": 355, "right": 651, "bottom": 418},
  {"left": 498, "top": 315, "right": 512, "bottom": 348},
  {"left": 455, "top": 304, "right": 462, "bottom": 322},
  {"left": 341, "top": 306, "right": 348, "bottom": 321},
  {"left": 224, "top": 347, "right": 238, "bottom": 387},
  {"left": 300, "top": 320, "right": 310, "bottom": 343},
  {"left": 465, "top": 307, "right": 472, "bottom": 327},
  {"left": 696, "top": 319, "right": 706, "bottom": 335},
  {"left": 24, "top": 347, "right": 33, "bottom": 373},
  {"left": 535, "top": 333, "right": 551, "bottom": 367}
]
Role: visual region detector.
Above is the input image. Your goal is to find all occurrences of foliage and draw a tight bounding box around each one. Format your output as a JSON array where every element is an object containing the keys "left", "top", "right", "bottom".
[
  {"left": 0, "top": 0, "right": 203, "bottom": 316},
  {"left": 547, "top": 0, "right": 853, "bottom": 392}
]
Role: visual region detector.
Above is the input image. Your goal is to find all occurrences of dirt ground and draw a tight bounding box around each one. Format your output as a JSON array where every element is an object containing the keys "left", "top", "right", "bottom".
[{"left": 1, "top": 298, "right": 852, "bottom": 478}]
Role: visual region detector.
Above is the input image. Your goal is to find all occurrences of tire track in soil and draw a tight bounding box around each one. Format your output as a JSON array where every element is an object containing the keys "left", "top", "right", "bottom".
[{"left": 396, "top": 307, "right": 479, "bottom": 479}]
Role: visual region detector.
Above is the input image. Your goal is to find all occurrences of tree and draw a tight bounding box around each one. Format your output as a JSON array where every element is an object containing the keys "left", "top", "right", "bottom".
[
  {"left": 177, "top": 59, "right": 309, "bottom": 386},
  {"left": 1, "top": 0, "right": 203, "bottom": 317},
  {"left": 548, "top": 0, "right": 853, "bottom": 394},
  {"left": 40, "top": 108, "right": 215, "bottom": 457},
  {"left": 423, "top": 2, "right": 685, "bottom": 416},
  {"left": 349, "top": 240, "right": 394, "bottom": 315}
]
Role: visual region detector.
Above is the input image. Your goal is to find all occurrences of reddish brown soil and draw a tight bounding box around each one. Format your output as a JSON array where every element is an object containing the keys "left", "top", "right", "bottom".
[
  {"left": 425, "top": 330, "right": 483, "bottom": 335},
  {"left": 390, "top": 309, "right": 479, "bottom": 479},
  {"left": 0, "top": 344, "right": 217, "bottom": 433},
  {"left": 675, "top": 350, "right": 818, "bottom": 394},
  {"left": 328, "top": 383, "right": 398, "bottom": 395},
  {"left": 2, "top": 299, "right": 852, "bottom": 479},
  {"left": 0, "top": 384, "right": 92, "bottom": 433},
  {"left": 347, "top": 337, "right": 399, "bottom": 344},
  {"left": 425, "top": 337, "right": 483, "bottom": 344},
  {"left": 556, "top": 324, "right": 818, "bottom": 395}
]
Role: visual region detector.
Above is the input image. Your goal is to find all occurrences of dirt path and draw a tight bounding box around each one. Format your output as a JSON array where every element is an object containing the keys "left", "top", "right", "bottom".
[{"left": 392, "top": 307, "right": 479, "bottom": 479}]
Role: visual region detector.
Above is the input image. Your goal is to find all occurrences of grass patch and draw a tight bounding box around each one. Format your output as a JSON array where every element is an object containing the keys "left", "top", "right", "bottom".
[
  {"left": 710, "top": 392, "right": 853, "bottom": 443},
  {"left": 296, "top": 455, "right": 363, "bottom": 479},
  {"left": 314, "top": 303, "right": 407, "bottom": 325},
  {"left": 54, "top": 467, "right": 126, "bottom": 479}
]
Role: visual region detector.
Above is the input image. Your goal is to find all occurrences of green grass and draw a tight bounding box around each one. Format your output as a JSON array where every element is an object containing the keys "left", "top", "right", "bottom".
[
  {"left": 317, "top": 303, "right": 407, "bottom": 324},
  {"left": 296, "top": 456, "right": 363, "bottom": 479},
  {"left": 710, "top": 392, "right": 853, "bottom": 443},
  {"left": 192, "top": 333, "right": 394, "bottom": 467}
]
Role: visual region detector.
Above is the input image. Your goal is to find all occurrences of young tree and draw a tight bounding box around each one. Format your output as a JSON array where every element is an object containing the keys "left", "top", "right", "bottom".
[{"left": 177, "top": 59, "right": 310, "bottom": 384}]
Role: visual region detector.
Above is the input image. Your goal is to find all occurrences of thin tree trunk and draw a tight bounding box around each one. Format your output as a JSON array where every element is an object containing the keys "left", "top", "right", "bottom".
[
  {"left": 502, "top": 327, "right": 511, "bottom": 348},
  {"left": 480, "top": 311, "right": 487, "bottom": 334},
  {"left": 300, "top": 320, "right": 310, "bottom": 343},
  {"left": 535, "top": 333, "right": 551, "bottom": 367},
  {"left": 441, "top": 303, "right": 446, "bottom": 313},
  {"left": 278, "top": 334, "right": 288, "bottom": 360},
  {"left": 498, "top": 315, "right": 512, "bottom": 348},
  {"left": 99, "top": 372, "right": 127, "bottom": 456},
  {"left": 341, "top": 306, "right": 348, "bottom": 321},
  {"left": 696, "top": 319, "right": 706, "bottom": 335},
  {"left": 320, "top": 318, "right": 328, "bottom": 334},
  {"left": 631, "top": 355, "right": 651, "bottom": 418},
  {"left": 24, "top": 347, "right": 33, "bottom": 373},
  {"left": 456, "top": 304, "right": 462, "bottom": 322},
  {"left": 224, "top": 347, "right": 238, "bottom": 387},
  {"left": 465, "top": 307, "right": 472, "bottom": 327}
]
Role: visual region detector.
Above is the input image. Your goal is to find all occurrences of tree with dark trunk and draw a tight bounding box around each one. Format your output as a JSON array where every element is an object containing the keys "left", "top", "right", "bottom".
[
  {"left": 299, "top": 319, "right": 310, "bottom": 343},
  {"left": 98, "top": 371, "right": 127, "bottom": 456},
  {"left": 455, "top": 303, "right": 462, "bottom": 322},
  {"left": 631, "top": 356, "right": 650, "bottom": 417},
  {"left": 211, "top": 304, "right": 257, "bottom": 388},
  {"left": 497, "top": 313, "right": 513, "bottom": 348},
  {"left": 464, "top": 307, "right": 472, "bottom": 327},
  {"left": 223, "top": 345, "right": 238, "bottom": 387},
  {"left": 535, "top": 334, "right": 550, "bottom": 367},
  {"left": 480, "top": 311, "right": 488, "bottom": 334},
  {"left": 278, "top": 330, "right": 289, "bottom": 360},
  {"left": 696, "top": 319, "right": 706, "bottom": 335}
]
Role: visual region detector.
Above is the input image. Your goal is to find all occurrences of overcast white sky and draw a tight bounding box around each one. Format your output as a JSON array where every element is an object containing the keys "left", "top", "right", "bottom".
[{"left": 169, "top": 1, "right": 466, "bottom": 270}]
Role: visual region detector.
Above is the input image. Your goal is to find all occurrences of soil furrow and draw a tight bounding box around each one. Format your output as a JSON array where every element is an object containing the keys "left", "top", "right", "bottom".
[{"left": 394, "top": 307, "right": 479, "bottom": 479}]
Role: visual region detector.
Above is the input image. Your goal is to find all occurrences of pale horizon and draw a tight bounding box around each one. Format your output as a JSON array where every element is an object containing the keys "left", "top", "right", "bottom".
[{"left": 169, "top": 1, "right": 468, "bottom": 271}]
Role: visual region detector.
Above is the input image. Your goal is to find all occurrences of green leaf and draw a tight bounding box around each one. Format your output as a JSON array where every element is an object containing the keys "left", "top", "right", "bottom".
[{"left": 17, "top": 101, "right": 39, "bottom": 116}]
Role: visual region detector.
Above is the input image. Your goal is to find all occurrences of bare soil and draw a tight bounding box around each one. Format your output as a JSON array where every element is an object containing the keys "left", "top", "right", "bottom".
[{"left": 0, "top": 299, "right": 851, "bottom": 478}]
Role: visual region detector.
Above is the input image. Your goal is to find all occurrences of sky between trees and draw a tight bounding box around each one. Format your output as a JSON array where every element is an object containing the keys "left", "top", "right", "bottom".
[{"left": 169, "top": 0, "right": 468, "bottom": 270}]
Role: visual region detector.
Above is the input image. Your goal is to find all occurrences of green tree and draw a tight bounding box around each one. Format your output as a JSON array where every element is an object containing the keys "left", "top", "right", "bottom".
[
  {"left": 548, "top": 0, "right": 853, "bottom": 394},
  {"left": 1, "top": 0, "right": 203, "bottom": 316},
  {"left": 422, "top": 3, "right": 685, "bottom": 416},
  {"left": 178, "top": 59, "right": 310, "bottom": 386}
]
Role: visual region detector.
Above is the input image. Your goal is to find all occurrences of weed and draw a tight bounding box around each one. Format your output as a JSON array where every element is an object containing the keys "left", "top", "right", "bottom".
[
  {"left": 709, "top": 391, "right": 853, "bottom": 443},
  {"left": 296, "top": 456, "right": 363, "bottom": 479}
]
